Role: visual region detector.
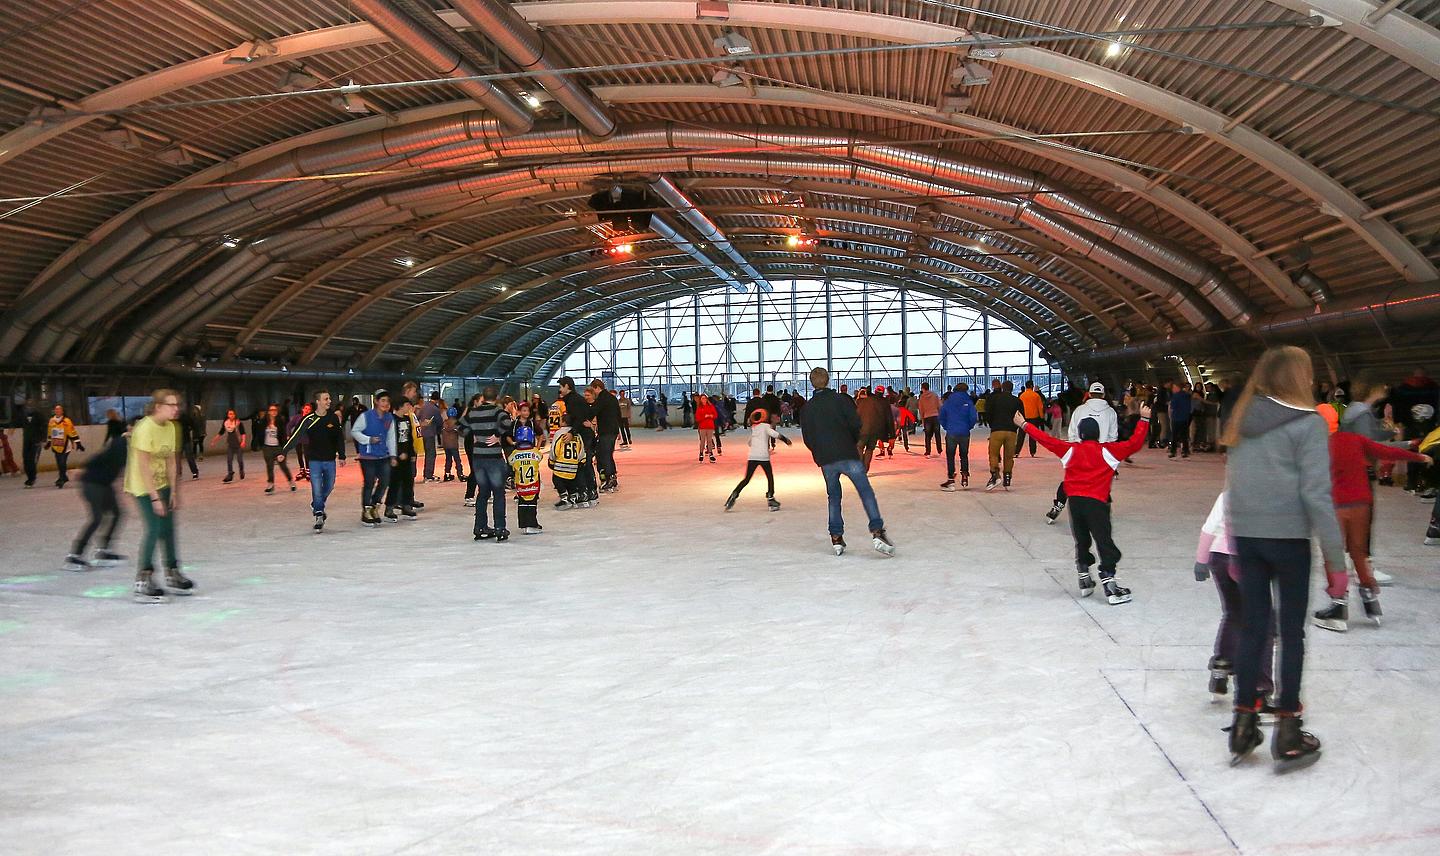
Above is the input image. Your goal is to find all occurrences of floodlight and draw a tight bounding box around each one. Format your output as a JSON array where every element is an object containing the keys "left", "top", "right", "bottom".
[{"left": 225, "top": 39, "right": 278, "bottom": 65}]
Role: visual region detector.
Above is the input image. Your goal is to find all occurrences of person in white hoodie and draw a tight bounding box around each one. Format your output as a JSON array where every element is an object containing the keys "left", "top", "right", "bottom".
[{"left": 1045, "top": 382, "right": 1119, "bottom": 523}]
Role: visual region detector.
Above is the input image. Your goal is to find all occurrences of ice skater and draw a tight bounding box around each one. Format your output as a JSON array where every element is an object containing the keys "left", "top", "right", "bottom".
[
  {"left": 281, "top": 389, "right": 347, "bottom": 533},
  {"left": 1045, "top": 382, "right": 1119, "bottom": 523},
  {"left": 1194, "top": 492, "right": 1275, "bottom": 705},
  {"left": 64, "top": 428, "right": 128, "bottom": 571},
  {"left": 350, "top": 389, "right": 397, "bottom": 528},
  {"left": 126, "top": 389, "right": 193, "bottom": 603},
  {"left": 725, "top": 409, "right": 792, "bottom": 511},
  {"left": 1014, "top": 404, "right": 1151, "bottom": 604},
  {"left": 938, "top": 382, "right": 977, "bottom": 490},
  {"left": 799, "top": 367, "right": 894, "bottom": 556},
  {"left": 547, "top": 411, "right": 588, "bottom": 509},
  {"left": 47, "top": 404, "right": 82, "bottom": 488},
  {"left": 695, "top": 392, "right": 718, "bottom": 462},
  {"left": 213, "top": 409, "right": 247, "bottom": 482},
  {"left": 509, "top": 425, "right": 544, "bottom": 535}
]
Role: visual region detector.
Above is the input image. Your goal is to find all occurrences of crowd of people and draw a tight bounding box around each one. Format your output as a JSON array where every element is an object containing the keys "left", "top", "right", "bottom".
[{"left": 8, "top": 348, "right": 1440, "bottom": 773}]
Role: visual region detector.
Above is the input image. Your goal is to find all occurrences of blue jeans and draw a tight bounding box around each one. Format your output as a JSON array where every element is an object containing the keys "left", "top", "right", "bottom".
[
  {"left": 472, "top": 457, "right": 507, "bottom": 533},
  {"left": 309, "top": 460, "right": 336, "bottom": 514},
  {"left": 820, "top": 458, "right": 884, "bottom": 536}
]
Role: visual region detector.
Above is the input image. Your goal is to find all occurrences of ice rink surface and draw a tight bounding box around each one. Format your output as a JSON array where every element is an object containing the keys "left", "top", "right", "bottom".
[{"left": 3, "top": 429, "right": 1439, "bottom": 855}]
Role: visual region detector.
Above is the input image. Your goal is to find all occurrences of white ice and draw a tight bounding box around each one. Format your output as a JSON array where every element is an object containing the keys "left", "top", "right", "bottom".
[{"left": 2, "top": 429, "right": 1438, "bottom": 855}]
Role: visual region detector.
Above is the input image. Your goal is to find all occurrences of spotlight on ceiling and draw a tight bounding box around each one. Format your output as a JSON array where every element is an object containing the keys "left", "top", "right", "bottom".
[
  {"left": 711, "top": 67, "right": 744, "bottom": 87},
  {"left": 714, "top": 30, "right": 752, "bottom": 56},
  {"left": 954, "top": 62, "right": 993, "bottom": 87},
  {"left": 220, "top": 235, "right": 241, "bottom": 249},
  {"left": 98, "top": 127, "right": 142, "bottom": 151},
  {"left": 332, "top": 93, "right": 373, "bottom": 114},
  {"left": 1105, "top": 41, "right": 1124, "bottom": 58},
  {"left": 276, "top": 68, "right": 320, "bottom": 93},
  {"left": 395, "top": 257, "right": 416, "bottom": 268},
  {"left": 225, "top": 38, "right": 278, "bottom": 65},
  {"left": 969, "top": 48, "right": 1002, "bottom": 60},
  {"left": 520, "top": 91, "right": 542, "bottom": 109},
  {"left": 611, "top": 243, "right": 635, "bottom": 255}
]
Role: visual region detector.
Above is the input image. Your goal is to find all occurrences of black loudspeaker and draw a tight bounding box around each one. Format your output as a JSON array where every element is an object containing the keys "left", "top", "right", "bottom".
[{"left": 588, "top": 187, "right": 655, "bottom": 232}]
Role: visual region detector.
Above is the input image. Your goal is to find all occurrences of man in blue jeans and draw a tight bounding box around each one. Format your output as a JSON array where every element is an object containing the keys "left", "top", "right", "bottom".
[
  {"left": 799, "top": 367, "right": 895, "bottom": 556},
  {"left": 279, "top": 389, "right": 346, "bottom": 532}
]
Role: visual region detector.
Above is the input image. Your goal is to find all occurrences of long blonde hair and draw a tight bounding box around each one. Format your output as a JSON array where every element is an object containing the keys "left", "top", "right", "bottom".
[{"left": 1220, "top": 346, "right": 1315, "bottom": 447}]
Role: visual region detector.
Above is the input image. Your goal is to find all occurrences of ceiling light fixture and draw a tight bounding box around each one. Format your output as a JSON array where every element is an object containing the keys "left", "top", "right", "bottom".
[
  {"left": 220, "top": 236, "right": 241, "bottom": 248},
  {"left": 1105, "top": 41, "right": 1124, "bottom": 58},
  {"left": 225, "top": 38, "right": 278, "bottom": 65},
  {"left": 711, "top": 67, "right": 744, "bottom": 88},
  {"left": 714, "top": 30, "right": 752, "bottom": 56},
  {"left": 395, "top": 257, "right": 416, "bottom": 268},
  {"left": 332, "top": 93, "right": 373, "bottom": 114},
  {"left": 955, "top": 62, "right": 993, "bottom": 87},
  {"left": 520, "top": 91, "right": 542, "bottom": 109}
]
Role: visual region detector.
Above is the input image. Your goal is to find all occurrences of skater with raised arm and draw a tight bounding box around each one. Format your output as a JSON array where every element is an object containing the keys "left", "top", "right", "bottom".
[
  {"left": 1014, "top": 404, "right": 1151, "bottom": 604},
  {"left": 1045, "top": 382, "right": 1119, "bottom": 523},
  {"left": 725, "top": 409, "right": 793, "bottom": 511}
]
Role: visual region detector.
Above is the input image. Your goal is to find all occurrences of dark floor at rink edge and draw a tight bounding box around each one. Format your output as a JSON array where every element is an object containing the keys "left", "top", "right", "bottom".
[{"left": 2, "top": 430, "right": 1438, "bottom": 855}]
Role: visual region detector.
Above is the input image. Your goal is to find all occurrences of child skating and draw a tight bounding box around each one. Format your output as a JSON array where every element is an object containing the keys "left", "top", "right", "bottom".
[
  {"left": 725, "top": 410, "right": 792, "bottom": 511},
  {"left": 1015, "top": 405, "right": 1152, "bottom": 603},
  {"left": 509, "top": 425, "right": 544, "bottom": 535}
]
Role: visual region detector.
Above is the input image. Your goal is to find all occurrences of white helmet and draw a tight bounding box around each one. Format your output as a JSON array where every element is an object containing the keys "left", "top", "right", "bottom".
[{"left": 1411, "top": 403, "right": 1435, "bottom": 423}]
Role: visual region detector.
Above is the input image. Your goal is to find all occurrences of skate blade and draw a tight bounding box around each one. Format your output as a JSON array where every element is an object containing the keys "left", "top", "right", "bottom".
[
  {"left": 1045, "top": 517, "right": 1057, "bottom": 525},
  {"left": 1210, "top": 693, "right": 1228, "bottom": 704},
  {"left": 769, "top": 506, "right": 780, "bottom": 512},
  {"left": 1273, "top": 750, "right": 1322, "bottom": 775},
  {"left": 1107, "top": 595, "right": 1132, "bottom": 605},
  {"left": 1313, "top": 620, "right": 1346, "bottom": 633},
  {"left": 133, "top": 594, "right": 168, "bottom": 604},
  {"left": 871, "top": 541, "right": 895, "bottom": 556},
  {"left": 833, "top": 547, "right": 845, "bottom": 556}
]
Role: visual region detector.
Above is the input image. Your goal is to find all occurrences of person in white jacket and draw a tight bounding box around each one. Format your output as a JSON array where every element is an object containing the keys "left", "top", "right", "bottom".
[
  {"left": 724, "top": 410, "right": 793, "bottom": 511},
  {"left": 1046, "top": 382, "right": 1119, "bottom": 523}
]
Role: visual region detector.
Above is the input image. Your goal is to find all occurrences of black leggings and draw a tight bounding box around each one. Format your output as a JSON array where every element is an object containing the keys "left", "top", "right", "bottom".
[
  {"left": 733, "top": 459, "right": 775, "bottom": 497},
  {"left": 619, "top": 421, "right": 632, "bottom": 445},
  {"left": 1233, "top": 537, "right": 1311, "bottom": 713},
  {"left": 73, "top": 481, "right": 121, "bottom": 555}
]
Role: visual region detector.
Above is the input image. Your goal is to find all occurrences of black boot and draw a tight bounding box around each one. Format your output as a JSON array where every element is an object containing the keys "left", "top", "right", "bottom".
[
  {"left": 1271, "top": 713, "right": 1321, "bottom": 773},
  {"left": 1227, "top": 707, "right": 1263, "bottom": 766},
  {"left": 1207, "top": 656, "right": 1231, "bottom": 700}
]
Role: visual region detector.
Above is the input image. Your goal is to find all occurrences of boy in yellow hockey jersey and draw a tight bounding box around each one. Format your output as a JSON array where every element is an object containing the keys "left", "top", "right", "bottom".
[
  {"left": 547, "top": 412, "right": 588, "bottom": 510},
  {"left": 510, "top": 424, "right": 544, "bottom": 534}
]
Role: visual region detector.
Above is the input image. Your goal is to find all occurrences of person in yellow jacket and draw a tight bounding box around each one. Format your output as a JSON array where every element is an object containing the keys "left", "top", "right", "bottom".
[
  {"left": 1018, "top": 381, "right": 1047, "bottom": 458},
  {"left": 47, "top": 404, "right": 83, "bottom": 488}
]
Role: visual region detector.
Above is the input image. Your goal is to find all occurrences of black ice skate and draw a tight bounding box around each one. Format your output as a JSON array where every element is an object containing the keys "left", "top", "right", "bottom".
[
  {"left": 831, "top": 534, "right": 846, "bottom": 556},
  {"left": 724, "top": 489, "right": 739, "bottom": 511},
  {"left": 1425, "top": 524, "right": 1440, "bottom": 546},
  {"left": 1045, "top": 501, "right": 1063, "bottom": 524},
  {"left": 1272, "top": 713, "right": 1322, "bottom": 773},
  {"left": 411, "top": 501, "right": 425, "bottom": 509},
  {"left": 92, "top": 549, "right": 125, "bottom": 565},
  {"left": 384, "top": 507, "right": 399, "bottom": 522},
  {"left": 1102, "top": 578, "right": 1131, "bottom": 605},
  {"left": 1208, "top": 656, "right": 1231, "bottom": 701},
  {"left": 1003, "top": 474, "right": 1012, "bottom": 490},
  {"left": 940, "top": 479, "right": 955, "bottom": 492},
  {"left": 871, "top": 529, "right": 896, "bottom": 556},
  {"left": 313, "top": 511, "right": 326, "bottom": 533},
  {"left": 164, "top": 566, "right": 194, "bottom": 595},
  {"left": 474, "top": 527, "right": 495, "bottom": 541},
  {"left": 1227, "top": 707, "right": 1263, "bottom": 766},
  {"left": 495, "top": 529, "right": 510, "bottom": 543},
  {"left": 1077, "top": 566, "right": 1096, "bottom": 598},
  {"left": 400, "top": 506, "right": 418, "bottom": 519},
  {"left": 960, "top": 473, "right": 969, "bottom": 489},
  {"left": 133, "top": 572, "right": 167, "bottom": 604},
  {"left": 1313, "top": 598, "right": 1347, "bottom": 632},
  {"left": 1360, "top": 587, "right": 1382, "bottom": 626},
  {"left": 767, "top": 497, "right": 781, "bottom": 512},
  {"left": 554, "top": 494, "right": 572, "bottom": 510},
  {"left": 985, "top": 474, "right": 1000, "bottom": 491},
  {"left": 63, "top": 554, "right": 90, "bottom": 572}
]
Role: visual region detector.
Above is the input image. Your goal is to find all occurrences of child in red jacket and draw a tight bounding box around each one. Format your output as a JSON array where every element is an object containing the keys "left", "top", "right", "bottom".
[
  {"left": 1314, "top": 428, "right": 1431, "bottom": 632},
  {"left": 1016, "top": 406, "right": 1152, "bottom": 603},
  {"left": 694, "top": 393, "right": 719, "bottom": 463}
]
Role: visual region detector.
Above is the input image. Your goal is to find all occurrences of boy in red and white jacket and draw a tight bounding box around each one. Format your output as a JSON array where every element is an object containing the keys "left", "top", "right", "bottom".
[{"left": 1015, "top": 405, "right": 1152, "bottom": 604}]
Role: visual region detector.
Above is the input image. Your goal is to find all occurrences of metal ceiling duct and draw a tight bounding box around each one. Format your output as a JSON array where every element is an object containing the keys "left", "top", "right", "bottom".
[
  {"left": 448, "top": 0, "right": 616, "bottom": 138},
  {"left": 649, "top": 215, "right": 750, "bottom": 293},
  {"left": 650, "top": 175, "right": 771, "bottom": 292},
  {"left": 349, "top": 0, "right": 532, "bottom": 133},
  {"left": 7, "top": 120, "right": 1254, "bottom": 363}
]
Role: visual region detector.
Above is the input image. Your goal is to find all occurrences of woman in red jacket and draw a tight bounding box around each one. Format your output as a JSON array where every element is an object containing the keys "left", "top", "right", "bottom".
[
  {"left": 693, "top": 393, "right": 719, "bottom": 463},
  {"left": 1314, "top": 425, "right": 1431, "bottom": 632}
]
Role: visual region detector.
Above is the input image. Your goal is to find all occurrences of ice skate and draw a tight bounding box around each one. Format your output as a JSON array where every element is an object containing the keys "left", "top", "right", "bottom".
[
  {"left": 871, "top": 529, "right": 896, "bottom": 556},
  {"left": 133, "top": 572, "right": 167, "bottom": 604},
  {"left": 1208, "top": 656, "right": 1231, "bottom": 701},
  {"left": 1272, "top": 713, "right": 1321, "bottom": 773},
  {"left": 767, "top": 497, "right": 781, "bottom": 512},
  {"left": 1360, "top": 587, "right": 1382, "bottom": 627},
  {"left": 223, "top": 473, "right": 234, "bottom": 484},
  {"left": 264, "top": 484, "right": 276, "bottom": 494},
  {"left": 411, "top": 501, "right": 425, "bottom": 510},
  {"left": 1227, "top": 707, "right": 1263, "bottom": 766},
  {"left": 474, "top": 527, "right": 494, "bottom": 541},
  {"left": 523, "top": 526, "right": 543, "bottom": 535},
  {"left": 464, "top": 497, "right": 476, "bottom": 508},
  {"left": 313, "top": 512, "right": 326, "bottom": 533},
  {"left": 400, "top": 506, "right": 418, "bottom": 519},
  {"left": 985, "top": 473, "right": 1000, "bottom": 491},
  {"left": 92, "top": 549, "right": 125, "bottom": 566},
  {"left": 63, "top": 554, "right": 91, "bottom": 572},
  {"left": 1045, "top": 501, "right": 1063, "bottom": 524},
  {"left": 1003, "top": 474, "right": 1012, "bottom": 490},
  {"left": 709, "top": 454, "right": 716, "bottom": 463},
  {"left": 554, "top": 495, "right": 572, "bottom": 510},
  {"left": 960, "top": 473, "right": 969, "bottom": 489},
  {"left": 724, "top": 489, "right": 739, "bottom": 511},
  {"left": 831, "top": 534, "right": 846, "bottom": 556},
  {"left": 289, "top": 482, "right": 297, "bottom": 492},
  {"left": 1102, "top": 578, "right": 1131, "bottom": 605},
  {"left": 1426, "top": 524, "right": 1440, "bottom": 545},
  {"left": 163, "top": 566, "right": 194, "bottom": 595},
  {"left": 940, "top": 479, "right": 955, "bottom": 492},
  {"left": 1313, "top": 598, "right": 1347, "bottom": 632},
  {"left": 383, "top": 506, "right": 399, "bottom": 522},
  {"left": 495, "top": 529, "right": 510, "bottom": 543},
  {"left": 1077, "top": 567, "right": 1096, "bottom": 598}
]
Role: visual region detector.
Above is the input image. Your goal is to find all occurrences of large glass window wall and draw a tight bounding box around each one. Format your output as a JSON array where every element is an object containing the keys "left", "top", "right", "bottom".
[{"left": 554, "top": 280, "right": 1061, "bottom": 399}]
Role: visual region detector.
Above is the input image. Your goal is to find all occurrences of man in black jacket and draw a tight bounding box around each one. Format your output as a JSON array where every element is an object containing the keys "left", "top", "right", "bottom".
[
  {"left": 280, "top": 389, "right": 347, "bottom": 532},
  {"left": 799, "top": 367, "right": 894, "bottom": 557},
  {"left": 559, "top": 377, "right": 598, "bottom": 503},
  {"left": 14, "top": 399, "right": 45, "bottom": 488},
  {"left": 589, "top": 379, "right": 622, "bottom": 492},
  {"left": 984, "top": 380, "right": 1024, "bottom": 491}
]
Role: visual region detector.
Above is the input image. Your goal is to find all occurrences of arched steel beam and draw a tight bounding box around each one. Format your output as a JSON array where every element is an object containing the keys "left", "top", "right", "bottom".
[
  {"left": 1264, "top": 0, "right": 1440, "bottom": 80},
  {"left": 472, "top": 255, "right": 1077, "bottom": 378}
]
